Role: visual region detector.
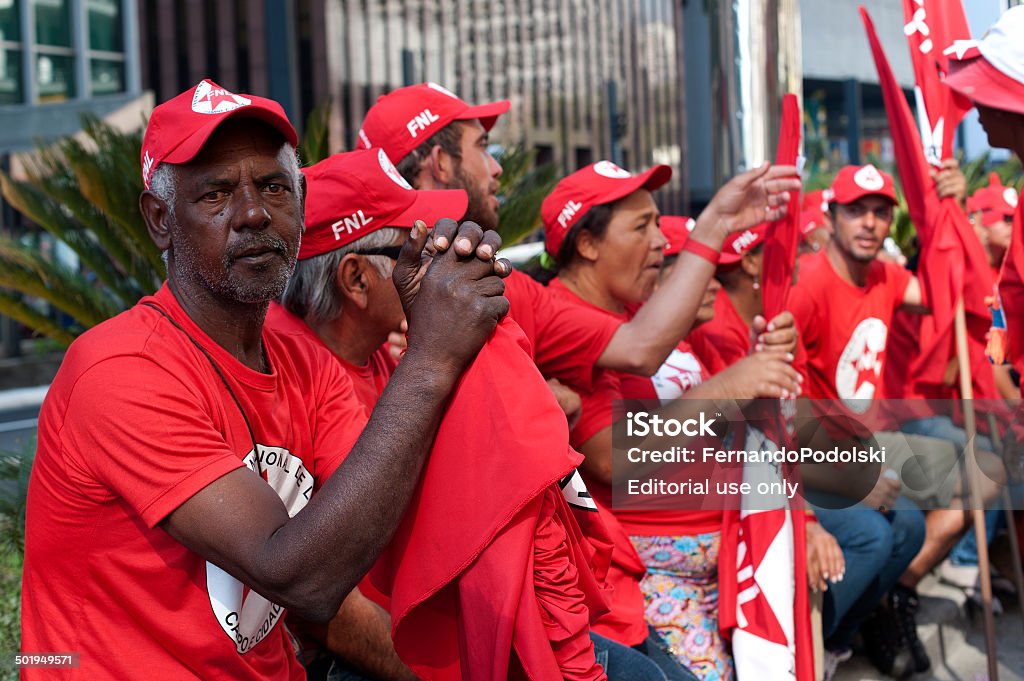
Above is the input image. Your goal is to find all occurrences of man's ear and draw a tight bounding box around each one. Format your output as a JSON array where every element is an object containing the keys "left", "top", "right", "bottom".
[
  {"left": 140, "top": 191, "right": 172, "bottom": 251},
  {"left": 427, "top": 144, "right": 456, "bottom": 187},
  {"left": 298, "top": 173, "right": 308, "bottom": 234},
  {"left": 336, "top": 254, "right": 371, "bottom": 311}
]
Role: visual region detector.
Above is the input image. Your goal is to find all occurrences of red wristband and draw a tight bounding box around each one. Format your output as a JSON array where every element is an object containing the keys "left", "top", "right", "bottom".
[{"left": 682, "top": 239, "right": 720, "bottom": 266}]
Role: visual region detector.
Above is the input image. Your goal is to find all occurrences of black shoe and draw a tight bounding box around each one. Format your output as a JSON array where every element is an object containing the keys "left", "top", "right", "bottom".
[
  {"left": 890, "top": 584, "right": 931, "bottom": 674},
  {"left": 860, "top": 605, "right": 914, "bottom": 679}
]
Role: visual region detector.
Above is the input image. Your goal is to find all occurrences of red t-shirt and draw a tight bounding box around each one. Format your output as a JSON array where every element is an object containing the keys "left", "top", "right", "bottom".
[
  {"left": 618, "top": 300, "right": 712, "bottom": 403},
  {"left": 22, "top": 284, "right": 368, "bottom": 681},
  {"left": 546, "top": 278, "right": 723, "bottom": 645},
  {"left": 265, "top": 303, "right": 397, "bottom": 413},
  {"left": 505, "top": 270, "right": 621, "bottom": 392},
  {"left": 688, "top": 288, "right": 751, "bottom": 367},
  {"left": 789, "top": 251, "right": 912, "bottom": 404}
]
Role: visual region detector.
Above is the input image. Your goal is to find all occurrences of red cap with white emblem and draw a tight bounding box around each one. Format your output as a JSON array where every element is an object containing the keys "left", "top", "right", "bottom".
[
  {"left": 299, "top": 149, "right": 468, "bottom": 260},
  {"left": 660, "top": 216, "right": 696, "bottom": 256},
  {"left": 968, "top": 173, "right": 1019, "bottom": 227},
  {"left": 140, "top": 79, "right": 298, "bottom": 189},
  {"left": 944, "top": 6, "right": 1024, "bottom": 116},
  {"left": 541, "top": 160, "right": 672, "bottom": 257},
  {"left": 829, "top": 164, "right": 897, "bottom": 205},
  {"left": 356, "top": 83, "right": 510, "bottom": 166}
]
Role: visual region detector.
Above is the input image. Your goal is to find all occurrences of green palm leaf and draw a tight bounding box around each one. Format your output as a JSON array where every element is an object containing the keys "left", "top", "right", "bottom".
[
  {"left": 0, "top": 291, "right": 76, "bottom": 346},
  {"left": 495, "top": 146, "right": 558, "bottom": 247},
  {"left": 0, "top": 238, "right": 119, "bottom": 327}
]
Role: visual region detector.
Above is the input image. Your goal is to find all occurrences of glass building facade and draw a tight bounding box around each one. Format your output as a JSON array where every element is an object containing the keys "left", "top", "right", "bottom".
[
  {"left": 0, "top": 0, "right": 133, "bottom": 106},
  {"left": 139, "top": 0, "right": 688, "bottom": 213}
]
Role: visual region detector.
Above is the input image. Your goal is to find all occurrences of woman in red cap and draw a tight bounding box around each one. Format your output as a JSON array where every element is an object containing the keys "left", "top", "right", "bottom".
[{"left": 538, "top": 161, "right": 804, "bottom": 680}]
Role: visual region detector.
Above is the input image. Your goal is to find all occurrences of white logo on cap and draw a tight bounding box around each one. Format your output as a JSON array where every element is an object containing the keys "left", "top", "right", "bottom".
[
  {"left": 406, "top": 109, "right": 440, "bottom": 138},
  {"left": 686, "top": 218, "right": 696, "bottom": 232},
  {"left": 1005, "top": 188, "right": 1019, "bottom": 209},
  {"left": 426, "top": 82, "right": 460, "bottom": 99},
  {"left": 142, "top": 150, "right": 155, "bottom": 187},
  {"left": 593, "top": 161, "right": 632, "bottom": 179},
  {"left": 558, "top": 200, "right": 583, "bottom": 229},
  {"left": 358, "top": 128, "right": 371, "bottom": 149},
  {"left": 378, "top": 149, "right": 412, "bottom": 190},
  {"left": 854, "top": 165, "right": 885, "bottom": 192},
  {"left": 732, "top": 230, "right": 758, "bottom": 254},
  {"left": 332, "top": 211, "right": 374, "bottom": 240},
  {"left": 191, "top": 80, "right": 251, "bottom": 114}
]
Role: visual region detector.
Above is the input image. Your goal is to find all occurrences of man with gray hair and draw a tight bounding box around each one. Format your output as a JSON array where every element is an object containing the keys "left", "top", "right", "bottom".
[{"left": 21, "top": 79, "right": 509, "bottom": 680}]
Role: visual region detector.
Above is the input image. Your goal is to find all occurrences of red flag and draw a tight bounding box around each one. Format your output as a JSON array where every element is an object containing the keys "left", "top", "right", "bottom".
[
  {"left": 1000, "top": 204, "right": 1024, "bottom": 376},
  {"left": 901, "top": 0, "right": 973, "bottom": 165},
  {"left": 761, "top": 93, "right": 802, "bottom": 321},
  {"left": 370, "top": 318, "right": 609, "bottom": 681},
  {"left": 718, "top": 428, "right": 813, "bottom": 681},
  {"left": 861, "top": 6, "right": 994, "bottom": 399}
]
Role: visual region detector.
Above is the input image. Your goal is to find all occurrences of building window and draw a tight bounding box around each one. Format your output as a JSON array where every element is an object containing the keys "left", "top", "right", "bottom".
[
  {"left": 34, "top": 0, "right": 75, "bottom": 102},
  {"left": 0, "top": 0, "right": 21, "bottom": 104},
  {"left": 0, "top": 0, "right": 130, "bottom": 106},
  {"left": 86, "top": 0, "right": 124, "bottom": 95}
]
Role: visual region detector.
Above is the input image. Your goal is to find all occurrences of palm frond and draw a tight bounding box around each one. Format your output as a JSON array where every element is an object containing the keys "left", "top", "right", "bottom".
[
  {"left": 496, "top": 146, "right": 558, "bottom": 247},
  {"left": 0, "top": 238, "right": 120, "bottom": 328},
  {"left": 0, "top": 291, "right": 77, "bottom": 346},
  {"left": 1, "top": 172, "right": 146, "bottom": 306},
  {"left": 300, "top": 101, "right": 332, "bottom": 166}
]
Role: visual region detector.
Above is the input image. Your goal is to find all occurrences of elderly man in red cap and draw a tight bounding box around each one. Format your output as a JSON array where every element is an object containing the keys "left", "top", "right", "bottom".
[
  {"left": 268, "top": 149, "right": 619, "bottom": 681},
  {"left": 20, "top": 80, "right": 510, "bottom": 680}
]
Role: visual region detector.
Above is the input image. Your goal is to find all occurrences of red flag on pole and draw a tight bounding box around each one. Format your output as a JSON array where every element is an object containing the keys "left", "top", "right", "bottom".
[
  {"left": 860, "top": 5, "right": 994, "bottom": 399},
  {"left": 901, "top": 0, "right": 973, "bottom": 165},
  {"left": 719, "top": 95, "right": 813, "bottom": 681},
  {"left": 761, "top": 93, "right": 802, "bottom": 321}
]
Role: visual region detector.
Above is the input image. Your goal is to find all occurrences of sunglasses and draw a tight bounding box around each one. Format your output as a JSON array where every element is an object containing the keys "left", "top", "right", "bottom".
[{"left": 351, "top": 246, "right": 404, "bottom": 260}]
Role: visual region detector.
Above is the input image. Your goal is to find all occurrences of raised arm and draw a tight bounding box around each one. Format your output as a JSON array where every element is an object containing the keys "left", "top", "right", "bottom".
[{"left": 599, "top": 163, "right": 801, "bottom": 375}]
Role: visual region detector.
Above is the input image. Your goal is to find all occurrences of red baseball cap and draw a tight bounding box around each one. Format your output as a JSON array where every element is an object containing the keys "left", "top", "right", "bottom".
[
  {"left": 968, "top": 173, "right": 1019, "bottom": 227},
  {"left": 141, "top": 79, "right": 298, "bottom": 189},
  {"left": 719, "top": 224, "right": 769, "bottom": 266},
  {"left": 829, "top": 164, "right": 897, "bottom": 205},
  {"left": 299, "top": 148, "right": 468, "bottom": 260},
  {"left": 800, "top": 189, "right": 831, "bottom": 236},
  {"left": 356, "top": 82, "right": 511, "bottom": 165},
  {"left": 660, "top": 216, "right": 696, "bottom": 256},
  {"left": 541, "top": 160, "right": 672, "bottom": 257},
  {"left": 944, "top": 7, "right": 1024, "bottom": 116}
]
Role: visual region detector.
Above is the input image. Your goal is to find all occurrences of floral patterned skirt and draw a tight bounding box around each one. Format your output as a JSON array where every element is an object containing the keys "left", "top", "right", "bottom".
[{"left": 630, "top": 533, "right": 733, "bottom": 681}]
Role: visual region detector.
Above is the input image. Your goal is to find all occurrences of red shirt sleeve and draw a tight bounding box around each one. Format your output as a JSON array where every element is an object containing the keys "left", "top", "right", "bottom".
[
  {"left": 570, "top": 370, "right": 620, "bottom": 451},
  {"left": 60, "top": 356, "right": 248, "bottom": 528},
  {"left": 886, "top": 261, "right": 914, "bottom": 310},
  {"left": 505, "top": 270, "right": 621, "bottom": 392}
]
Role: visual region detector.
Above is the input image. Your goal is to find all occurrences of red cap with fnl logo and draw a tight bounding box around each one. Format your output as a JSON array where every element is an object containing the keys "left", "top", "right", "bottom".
[
  {"left": 141, "top": 79, "right": 298, "bottom": 189},
  {"left": 299, "top": 149, "right": 468, "bottom": 260},
  {"left": 356, "top": 82, "right": 510, "bottom": 165},
  {"left": 541, "top": 160, "right": 672, "bottom": 257}
]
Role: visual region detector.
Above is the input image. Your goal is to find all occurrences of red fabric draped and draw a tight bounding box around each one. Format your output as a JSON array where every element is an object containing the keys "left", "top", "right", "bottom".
[{"left": 370, "top": 318, "right": 608, "bottom": 680}]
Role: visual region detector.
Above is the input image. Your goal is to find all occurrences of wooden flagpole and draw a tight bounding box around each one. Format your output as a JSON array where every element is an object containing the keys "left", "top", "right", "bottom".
[{"left": 954, "top": 299, "right": 999, "bottom": 680}]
